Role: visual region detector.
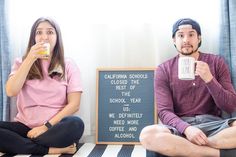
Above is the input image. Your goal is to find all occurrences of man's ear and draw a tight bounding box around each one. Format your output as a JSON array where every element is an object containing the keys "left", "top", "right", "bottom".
[
  {"left": 173, "top": 37, "right": 177, "bottom": 48},
  {"left": 173, "top": 37, "right": 176, "bottom": 44},
  {"left": 198, "top": 35, "right": 202, "bottom": 47},
  {"left": 198, "top": 36, "right": 201, "bottom": 43}
]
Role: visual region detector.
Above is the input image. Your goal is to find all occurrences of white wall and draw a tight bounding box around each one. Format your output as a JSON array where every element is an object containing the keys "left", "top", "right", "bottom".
[{"left": 6, "top": 0, "right": 221, "bottom": 142}]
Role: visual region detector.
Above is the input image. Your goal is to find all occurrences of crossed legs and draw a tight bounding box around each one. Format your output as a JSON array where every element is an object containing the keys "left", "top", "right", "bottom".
[
  {"left": 0, "top": 116, "right": 84, "bottom": 155},
  {"left": 139, "top": 123, "right": 236, "bottom": 157}
]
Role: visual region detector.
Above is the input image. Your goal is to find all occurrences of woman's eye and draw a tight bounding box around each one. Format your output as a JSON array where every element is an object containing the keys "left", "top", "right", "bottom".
[
  {"left": 36, "top": 31, "right": 42, "bottom": 35},
  {"left": 47, "top": 31, "right": 54, "bottom": 35}
]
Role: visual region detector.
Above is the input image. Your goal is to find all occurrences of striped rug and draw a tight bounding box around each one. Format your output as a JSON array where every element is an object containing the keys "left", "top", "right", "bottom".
[{"left": 0, "top": 143, "right": 166, "bottom": 157}]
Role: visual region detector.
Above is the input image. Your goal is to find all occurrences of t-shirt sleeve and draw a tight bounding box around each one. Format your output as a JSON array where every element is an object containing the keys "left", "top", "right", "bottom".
[
  {"left": 65, "top": 59, "right": 83, "bottom": 93},
  {"left": 9, "top": 58, "right": 22, "bottom": 77}
]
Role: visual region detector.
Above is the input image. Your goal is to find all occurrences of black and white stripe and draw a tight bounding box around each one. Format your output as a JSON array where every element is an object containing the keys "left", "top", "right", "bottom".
[{"left": 0, "top": 143, "right": 164, "bottom": 157}]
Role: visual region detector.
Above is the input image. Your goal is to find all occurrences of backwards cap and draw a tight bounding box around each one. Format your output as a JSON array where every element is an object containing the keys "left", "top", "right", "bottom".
[{"left": 172, "top": 18, "right": 201, "bottom": 38}]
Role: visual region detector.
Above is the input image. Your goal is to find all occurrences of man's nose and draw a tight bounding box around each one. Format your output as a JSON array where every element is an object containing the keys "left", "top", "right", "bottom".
[{"left": 183, "top": 36, "right": 189, "bottom": 42}]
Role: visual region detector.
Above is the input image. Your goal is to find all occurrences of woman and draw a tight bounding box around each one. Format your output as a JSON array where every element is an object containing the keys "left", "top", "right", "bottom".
[{"left": 0, "top": 17, "right": 84, "bottom": 155}]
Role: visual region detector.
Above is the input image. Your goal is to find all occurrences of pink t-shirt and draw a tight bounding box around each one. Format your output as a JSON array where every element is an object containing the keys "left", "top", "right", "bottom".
[{"left": 10, "top": 58, "right": 83, "bottom": 128}]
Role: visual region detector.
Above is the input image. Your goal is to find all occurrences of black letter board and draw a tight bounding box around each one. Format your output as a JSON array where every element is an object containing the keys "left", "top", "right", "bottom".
[{"left": 96, "top": 68, "right": 157, "bottom": 144}]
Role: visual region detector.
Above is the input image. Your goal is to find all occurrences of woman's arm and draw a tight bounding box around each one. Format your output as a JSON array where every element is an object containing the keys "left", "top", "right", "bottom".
[
  {"left": 6, "top": 42, "right": 48, "bottom": 96},
  {"left": 48, "top": 92, "right": 82, "bottom": 126},
  {"left": 5, "top": 57, "right": 35, "bottom": 96},
  {"left": 27, "top": 92, "right": 82, "bottom": 138}
]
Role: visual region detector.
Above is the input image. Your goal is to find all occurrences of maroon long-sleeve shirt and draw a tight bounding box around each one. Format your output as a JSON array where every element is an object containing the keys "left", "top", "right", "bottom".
[{"left": 155, "top": 52, "right": 236, "bottom": 134}]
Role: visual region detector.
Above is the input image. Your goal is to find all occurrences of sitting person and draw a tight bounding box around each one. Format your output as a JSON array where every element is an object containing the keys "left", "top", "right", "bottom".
[
  {"left": 140, "top": 18, "right": 236, "bottom": 157},
  {"left": 0, "top": 17, "right": 84, "bottom": 155}
]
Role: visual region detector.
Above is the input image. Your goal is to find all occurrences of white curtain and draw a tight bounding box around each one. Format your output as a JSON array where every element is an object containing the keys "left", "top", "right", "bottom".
[{"left": 6, "top": 0, "right": 220, "bottom": 142}]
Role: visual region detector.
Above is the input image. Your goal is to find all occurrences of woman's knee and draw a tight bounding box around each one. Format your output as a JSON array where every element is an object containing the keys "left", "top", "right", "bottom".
[{"left": 61, "top": 116, "right": 84, "bottom": 138}]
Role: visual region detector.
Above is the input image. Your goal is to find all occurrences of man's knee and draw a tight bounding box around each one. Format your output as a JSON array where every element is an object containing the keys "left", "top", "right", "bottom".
[
  {"left": 139, "top": 125, "right": 170, "bottom": 148},
  {"left": 230, "top": 120, "right": 236, "bottom": 127}
]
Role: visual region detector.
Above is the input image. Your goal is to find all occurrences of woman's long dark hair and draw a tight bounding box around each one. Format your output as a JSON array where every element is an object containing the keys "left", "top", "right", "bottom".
[{"left": 23, "top": 17, "right": 65, "bottom": 80}]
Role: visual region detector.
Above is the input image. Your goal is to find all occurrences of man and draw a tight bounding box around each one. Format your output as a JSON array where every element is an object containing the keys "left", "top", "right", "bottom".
[{"left": 139, "top": 18, "right": 236, "bottom": 157}]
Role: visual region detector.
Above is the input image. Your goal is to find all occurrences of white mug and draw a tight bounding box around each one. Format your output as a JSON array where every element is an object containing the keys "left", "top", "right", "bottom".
[{"left": 178, "top": 56, "right": 195, "bottom": 80}]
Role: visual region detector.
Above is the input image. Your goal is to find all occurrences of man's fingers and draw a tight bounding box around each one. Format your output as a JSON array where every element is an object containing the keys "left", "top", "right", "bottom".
[{"left": 196, "top": 134, "right": 208, "bottom": 145}]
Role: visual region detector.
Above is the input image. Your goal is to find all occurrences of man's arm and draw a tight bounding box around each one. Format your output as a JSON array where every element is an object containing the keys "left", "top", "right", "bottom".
[
  {"left": 155, "top": 67, "right": 190, "bottom": 134},
  {"left": 197, "top": 57, "right": 236, "bottom": 113}
]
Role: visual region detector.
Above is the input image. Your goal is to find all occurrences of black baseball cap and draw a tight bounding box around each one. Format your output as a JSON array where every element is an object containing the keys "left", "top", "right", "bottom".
[{"left": 172, "top": 18, "right": 201, "bottom": 38}]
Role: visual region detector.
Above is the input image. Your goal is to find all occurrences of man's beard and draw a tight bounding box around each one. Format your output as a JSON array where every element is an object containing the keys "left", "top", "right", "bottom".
[{"left": 177, "top": 46, "right": 198, "bottom": 56}]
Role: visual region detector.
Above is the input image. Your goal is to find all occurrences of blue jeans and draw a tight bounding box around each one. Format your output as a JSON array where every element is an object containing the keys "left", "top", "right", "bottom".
[{"left": 0, "top": 116, "right": 84, "bottom": 155}]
